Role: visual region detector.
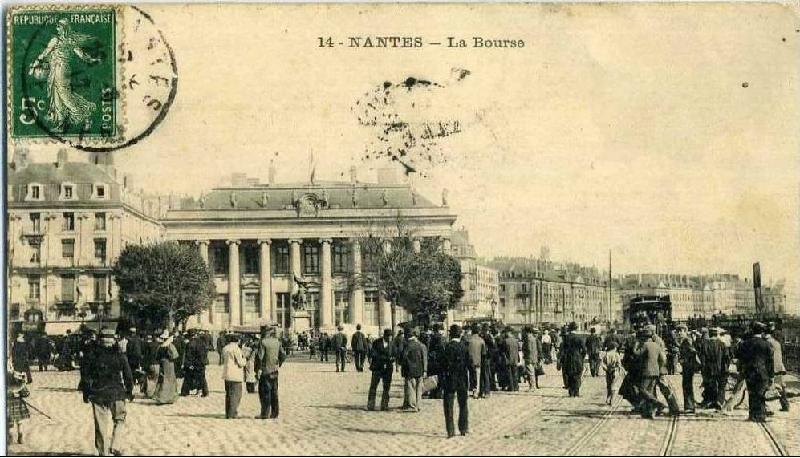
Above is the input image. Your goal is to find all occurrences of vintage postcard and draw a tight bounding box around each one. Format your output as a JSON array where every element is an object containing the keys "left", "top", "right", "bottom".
[{"left": 4, "top": 2, "right": 800, "bottom": 456}]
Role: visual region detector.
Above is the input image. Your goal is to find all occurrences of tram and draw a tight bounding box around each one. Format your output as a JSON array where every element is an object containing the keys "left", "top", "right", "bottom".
[{"left": 623, "top": 294, "right": 673, "bottom": 338}]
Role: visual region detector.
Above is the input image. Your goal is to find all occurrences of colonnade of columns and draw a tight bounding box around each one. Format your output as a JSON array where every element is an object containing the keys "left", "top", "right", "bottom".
[{"left": 191, "top": 236, "right": 445, "bottom": 330}]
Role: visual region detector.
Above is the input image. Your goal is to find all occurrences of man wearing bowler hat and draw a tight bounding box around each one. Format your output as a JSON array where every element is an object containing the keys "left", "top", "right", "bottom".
[
  {"left": 367, "top": 329, "right": 396, "bottom": 411},
  {"left": 441, "top": 324, "right": 470, "bottom": 438},
  {"left": 82, "top": 328, "right": 133, "bottom": 456}
]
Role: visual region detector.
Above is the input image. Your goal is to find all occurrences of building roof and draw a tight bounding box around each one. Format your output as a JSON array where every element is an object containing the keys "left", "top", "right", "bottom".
[
  {"left": 8, "top": 162, "right": 117, "bottom": 186},
  {"left": 175, "top": 182, "right": 438, "bottom": 211}
]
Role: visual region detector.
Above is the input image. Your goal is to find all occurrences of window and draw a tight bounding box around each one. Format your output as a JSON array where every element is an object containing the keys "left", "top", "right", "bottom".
[
  {"left": 94, "top": 239, "right": 107, "bottom": 261},
  {"left": 30, "top": 213, "right": 41, "bottom": 232},
  {"left": 244, "top": 292, "right": 260, "bottom": 314},
  {"left": 62, "top": 239, "right": 75, "bottom": 259},
  {"left": 333, "top": 243, "right": 350, "bottom": 274},
  {"left": 276, "top": 293, "right": 291, "bottom": 329},
  {"left": 94, "top": 212, "right": 106, "bottom": 231},
  {"left": 244, "top": 245, "right": 259, "bottom": 275},
  {"left": 363, "top": 290, "right": 380, "bottom": 326},
  {"left": 27, "top": 184, "right": 42, "bottom": 201},
  {"left": 61, "top": 275, "right": 75, "bottom": 302},
  {"left": 304, "top": 291, "right": 320, "bottom": 310},
  {"left": 522, "top": 283, "right": 528, "bottom": 293},
  {"left": 92, "top": 184, "right": 107, "bottom": 199},
  {"left": 10, "top": 303, "right": 20, "bottom": 321},
  {"left": 63, "top": 212, "right": 75, "bottom": 231},
  {"left": 93, "top": 275, "right": 108, "bottom": 301},
  {"left": 215, "top": 294, "right": 230, "bottom": 313},
  {"left": 500, "top": 284, "right": 506, "bottom": 292},
  {"left": 28, "top": 275, "right": 41, "bottom": 300},
  {"left": 335, "top": 290, "right": 350, "bottom": 324},
  {"left": 212, "top": 245, "right": 228, "bottom": 275},
  {"left": 61, "top": 184, "right": 75, "bottom": 200},
  {"left": 274, "top": 245, "right": 290, "bottom": 275},
  {"left": 30, "top": 242, "right": 41, "bottom": 263},
  {"left": 303, "top": 244, "right": 320, "bottom": 275}
]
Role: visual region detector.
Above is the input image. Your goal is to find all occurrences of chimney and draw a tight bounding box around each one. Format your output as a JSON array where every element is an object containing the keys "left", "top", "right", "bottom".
[
  {"left": 231, "top": 173, "right": 247, "bottom": 187},
  {"left": 123, "top": 174, "right": 134, "bottom": 191},
  {"left": 56, "top": 149, "right": 68, "bottom": 168},
  {"left": 376, "top": 165, "right": 399, "bottom": 185},
  {"left": 268, "top": 160, "right": 277, "bottom": 185},
  {"left": 12, "top": 148, "right": 29, "bottom": 169}
]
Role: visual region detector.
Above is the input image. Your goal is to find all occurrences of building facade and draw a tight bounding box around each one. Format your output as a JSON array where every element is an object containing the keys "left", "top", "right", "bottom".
[
  {"left": 449, "top": 229, "right": 499, "bottom": 322},
  {"left": 7, "top": 150, "right": 166, "bottom": 329},
  {"left": 491, "top": 257, "right": 619, "bottom": 328},
  {"left": 163, "top": 171, "right": 457, "bottom": 334}
]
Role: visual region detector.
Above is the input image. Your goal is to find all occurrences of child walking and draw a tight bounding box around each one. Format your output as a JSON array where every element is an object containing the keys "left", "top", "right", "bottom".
[{"left": 7, "top": 371, "right": 31, "bottom": 444}]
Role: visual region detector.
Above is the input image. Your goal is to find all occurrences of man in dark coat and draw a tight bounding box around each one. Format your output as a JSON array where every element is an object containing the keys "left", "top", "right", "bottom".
[
  {"left": 479, "top": 325, "right": 495, "bottom": 396},
  {"left": 702, "top": 328, "right": 730, "bottom": 410},
  {"left": 736, "top": 322, "right": 774, "bottom": 422},
  {"left": 350, "top": 324, "right": 368, "bottom": 372},
  {"left": 180, "top": 330, "right": 210, "bottom": 397},
  {"left": 560, "top": 322, "right": 587, "bottom": 397},
  {"left": 216, "top": 331, "right": 226, "bottom": 365},
  {"left": 319, "top": 332, "right": 330, "bottom": 362},
  {"left": 441, "top": 325, "right": 470, "bottom": 438},
  {"left": 619, "top": 331, "right": 642, "bottom": 409},
  {"left": 393, "top": 329, "right": 406, "bottom": 372},
  {"left": 678, "top": 326, "right": 699, "bottom": 413},
  {"left": 173, "top": 332, "right": 186, "bottom": 378},
  {"left": 367, "top": 329, "right": 396, "bottom": 411},
  {"left": 82, "top": 328, "right": 133, "bottom": 456},
  {"left": 125, "top": 328, "right": 144, "bottom": 386},
  {"left": 35, "top": 335, "right": 54, "bottom": 372},
  {"left": 586, "top": 328, "right": 602, "bottom": 377},
  {"left": 502, "top": 328, "right": 520, "bottom": 391},
  {"left": 331, "top": 326, "right": 348, "bottom": 372},
  {"left": 426, "top": 325, "right": 445, "bottom": 399}
]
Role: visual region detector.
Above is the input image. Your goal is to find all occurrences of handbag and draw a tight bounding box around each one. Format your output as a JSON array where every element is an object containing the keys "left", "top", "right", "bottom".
[{"left": 534, "top": 362, "right": 545, "bottom": 377}]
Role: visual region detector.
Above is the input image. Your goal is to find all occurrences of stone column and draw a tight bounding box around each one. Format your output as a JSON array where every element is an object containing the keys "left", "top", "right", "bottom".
[
  {"left": 289, "top": 239, "right": 302, "bottom": 329},
  {"left": 258, "top": 239, "right": 272, "bottom": 322},
  {"left": 227, "top": 240, "right": 241, "bottom": 327},
  {"left": 379, "top": 240, "right": 392, "bottom": 329},
  {"left": 196, "top": 240, "right": 211, "bottom": 325},
  {"left": 349, "top": 239, "right": 364, "bottom": 326},
  {"left": 320, "top": 239, "right": 333, "bottom": 329}
]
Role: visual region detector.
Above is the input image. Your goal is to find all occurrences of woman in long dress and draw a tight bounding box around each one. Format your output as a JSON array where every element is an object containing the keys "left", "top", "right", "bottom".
[
  {"left": 28, "top": 19, "right": 100, "bottom": 132},
  {"left": 153, "top": 330, "right": 180, "bottom": 405}
]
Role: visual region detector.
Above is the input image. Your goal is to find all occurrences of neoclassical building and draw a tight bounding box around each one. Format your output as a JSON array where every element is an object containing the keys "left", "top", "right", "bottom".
[{"left": 163, "top": 171, "right": 457, "bottom": 334}]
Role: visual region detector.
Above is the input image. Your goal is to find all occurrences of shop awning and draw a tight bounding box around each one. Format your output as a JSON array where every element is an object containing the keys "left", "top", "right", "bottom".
[{"left": 43, "top": 321, "right": 118, "bottom": 336}]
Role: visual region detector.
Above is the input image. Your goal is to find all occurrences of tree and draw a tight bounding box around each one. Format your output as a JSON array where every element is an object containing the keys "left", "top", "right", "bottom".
[
  {"left": 112, "top": 241, "right": 215, "bottom": 331},
  {"left": 357, "top": 214, "right": 463, "bottom": 331}
]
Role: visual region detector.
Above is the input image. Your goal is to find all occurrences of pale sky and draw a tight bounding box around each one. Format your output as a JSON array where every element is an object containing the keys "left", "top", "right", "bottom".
[{"left": 14, "top": 3, "right": 800, "bottom": 306}]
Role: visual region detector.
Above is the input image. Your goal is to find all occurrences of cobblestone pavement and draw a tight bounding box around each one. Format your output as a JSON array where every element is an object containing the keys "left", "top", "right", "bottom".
[{"left": 7, "top": 356, "right": 799, "bottom": 456}]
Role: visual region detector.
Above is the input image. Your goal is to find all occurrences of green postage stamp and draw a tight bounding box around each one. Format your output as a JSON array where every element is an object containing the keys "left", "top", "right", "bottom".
[
  {"left": 8, "top": 7, "right": 117, "bottom": 139},
  {"left": 6, "top": 4, "right": 178, "bottom": 150}
]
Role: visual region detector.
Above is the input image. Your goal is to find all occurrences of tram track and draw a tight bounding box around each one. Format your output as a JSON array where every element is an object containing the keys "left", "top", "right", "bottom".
[
  {"left": 564, "top": 395, "right": 624, "bottom": 456},
  {"left": 759, "top": 421, "right": 789, "bottom": 456},
  {"left": 658, "top": 415, "right": 679, "bottom": 456}
]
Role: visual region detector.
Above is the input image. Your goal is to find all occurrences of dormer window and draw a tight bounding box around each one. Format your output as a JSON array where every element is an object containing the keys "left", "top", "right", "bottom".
[
  {"left": 92, "top": 183, "right": 108, "bottom": 200},
  {"left": 60, "top": 183, "right": 77, "bottom": 200},
  {"left": 26, "top": 183, "right": 43, "bottom": 201}
]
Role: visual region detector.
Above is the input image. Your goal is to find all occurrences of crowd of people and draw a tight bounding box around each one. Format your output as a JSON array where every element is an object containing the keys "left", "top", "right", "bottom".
[{"left": 6, "top": 317, "right": 796, "bottom": 452}]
